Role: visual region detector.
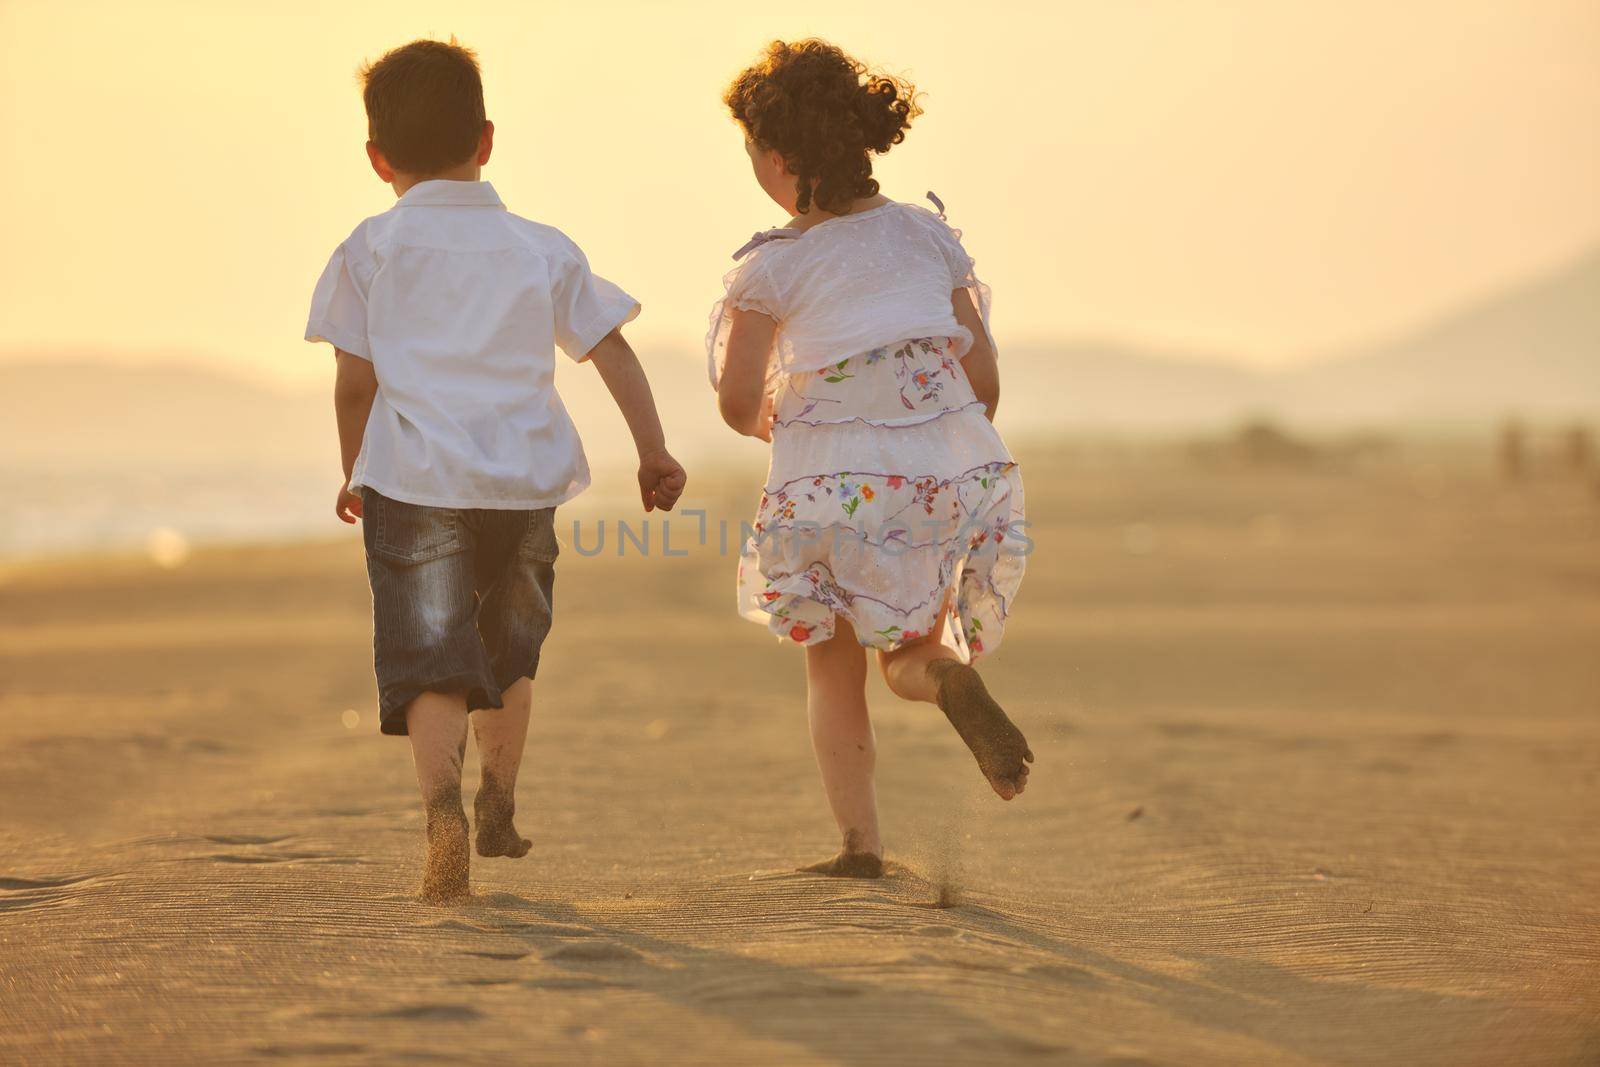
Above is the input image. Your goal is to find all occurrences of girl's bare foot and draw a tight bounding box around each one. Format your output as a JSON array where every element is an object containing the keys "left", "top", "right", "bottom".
[
  {"left": 798, "top": 829, "right": 883, "bottom": 878},
  {"left": 928, "top": 660, "right": 1033, "bottom": 800},
  {"left": 473, "top": 774, "right": 531, "bottom": 859},
  {"left": 799, "top": 851, "right": 885, "bottom": 879},
  {"left": 420, "top": 801, "right": 471, "bottom": 903}
]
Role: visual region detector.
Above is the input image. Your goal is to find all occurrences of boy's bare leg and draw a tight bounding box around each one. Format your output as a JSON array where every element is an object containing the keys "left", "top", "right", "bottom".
[
  {"left": 800, "top": 619, "right": 884, "bottom": 878},
  {"left": 879, "top": 623, "right": 1034, "bottom": 801},
  {"left": 472, "top": 676, "right": 533, "bottom": 859},
  {"left": 406, "top": 692, "right": 472, "bottom": 902}
]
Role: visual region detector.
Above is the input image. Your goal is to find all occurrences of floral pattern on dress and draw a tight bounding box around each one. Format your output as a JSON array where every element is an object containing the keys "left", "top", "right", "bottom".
[
  {"left": 772, "top": 336, "right": 982, "bottom": 430},
  {"left": 894, "top": 337, "right": 962, "bottom": 411},
  {"left": 741, "top": 453, "right": 1025, "bottom": 660}
]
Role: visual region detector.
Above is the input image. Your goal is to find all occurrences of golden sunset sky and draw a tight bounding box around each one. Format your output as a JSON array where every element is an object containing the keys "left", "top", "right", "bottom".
[{"left": 1, "top": 0, "right": 1596, "bottom": 385}]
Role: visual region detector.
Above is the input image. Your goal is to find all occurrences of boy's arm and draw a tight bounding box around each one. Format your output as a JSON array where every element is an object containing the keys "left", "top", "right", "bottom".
[
  {"left": 586, "top": 329, "right": 687, "bottom": 512},
  {"left": 333, "top": 350, "right": 379, "bottom": 522},
  {"left": 952, "top": 289, "right": 998, "bottom": 421},
  {"left": 718, "top": 308, "right": 778, "bottom": 441}
]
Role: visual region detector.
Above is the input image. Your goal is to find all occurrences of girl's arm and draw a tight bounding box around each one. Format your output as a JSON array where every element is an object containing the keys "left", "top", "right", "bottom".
[
  {"left": 952, "top": 289, "right": 998, "bottom": 421},
  {"left": 718, "top": 308, "right": 779, "bottom": 441}
]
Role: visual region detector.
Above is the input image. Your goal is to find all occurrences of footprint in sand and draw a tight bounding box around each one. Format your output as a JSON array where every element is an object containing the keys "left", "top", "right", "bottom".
[
  {"left": 0, "top": 873, "right": 96, "bottom": 913},
  {"left": 202, "top": 834, "right": 292, "bottom": 846},
  {"left": 421, "top": 918, "right": 494, "bottom": 933},
  {"left": 254, "top": 1042, "right": 368, "bottom": 1058},
  {"left": 462, "top": 950, "right": 530, "bottom": 961},
  {"left": 0, "top": 874, "right": 93, "bottom": 890},
  {"left": 497, "top": 921, "right": 596, "bottom": 938},
  {"left": 310, "top": 1003, "right": 484, "bottom": 1023},
  {"left": 424, "top": 917, "right": 597, "bottom": 941},
  {"left": 523, "top": 976, "right": 625, "bottom": 992},
  {"left": 542, "top": 942, "right": 645, "bottom": 964},
  {"left": 687, "top": 974, "right": 862, "bottom": 1004},
  {"left": 203, "top": 851, "right": 355, "bottom": 865},
  {"left": 965, "top": 1032, "right": 1070, "bottom": 1057},
  {"left": 380, "top": 1004, "right": 483, "bottom": 1022},
  {"left": 469, "top": 890, "right": 539, "bottom": 909},
  {"left": 1026, "top": 962, "right": 1103, "bottom": 987}
]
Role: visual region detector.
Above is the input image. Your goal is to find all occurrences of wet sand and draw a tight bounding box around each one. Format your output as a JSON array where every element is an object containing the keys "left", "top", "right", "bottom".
[{"left": 1, "top": 454, "right": 1597, "bottom": 1065}]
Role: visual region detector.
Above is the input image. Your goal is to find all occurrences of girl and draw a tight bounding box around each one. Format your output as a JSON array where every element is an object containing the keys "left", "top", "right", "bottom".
[{"left": 709, "top": 40, "right": 1034, "bottom": 878}]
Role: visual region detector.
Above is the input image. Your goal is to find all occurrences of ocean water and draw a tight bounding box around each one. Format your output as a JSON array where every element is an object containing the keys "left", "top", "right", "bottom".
[
  {"left": 0, "top": 353, "right": 762, "bottom": 564},
  {"left": 1, "top": 460, "right": 340, "bottom": 561},
  {"left": 0, "top": 454, "right": 751, "bottom": 564}
]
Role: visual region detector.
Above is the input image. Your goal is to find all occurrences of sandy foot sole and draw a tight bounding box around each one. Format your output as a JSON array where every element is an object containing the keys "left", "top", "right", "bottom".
[
  {"left": 929, "top": 661, "right": 1034, "bottom": 800},
  {"left": 473, "top": 786, "right": 532, "bottom": 859}
]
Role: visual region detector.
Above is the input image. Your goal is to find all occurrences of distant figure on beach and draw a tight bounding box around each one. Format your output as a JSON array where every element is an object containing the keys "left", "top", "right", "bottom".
[
  {"left": 1563, "top": 423, "right": 1593, "bottom": 474},
  {"left": 305, "top": 39, "right": 686, "bottom": 902},
  {"left": 709, "top": 40, "right": 1034, "bottom": 878},
  {"left": 1499, "top": 417, "right": 1526, "bottom": 481}
]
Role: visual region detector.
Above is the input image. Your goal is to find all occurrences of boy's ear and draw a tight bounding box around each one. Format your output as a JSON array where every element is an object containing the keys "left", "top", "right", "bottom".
[
  {"left": 476, "top": 120, "right": 494, "bottom": 166},
  {"left": 366, "top": 142, "right": 395, "bottom": 183}
]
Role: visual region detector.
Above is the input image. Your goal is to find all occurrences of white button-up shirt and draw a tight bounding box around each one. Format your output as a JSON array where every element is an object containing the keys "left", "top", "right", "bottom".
[{"left": 306, "top": 179, "right": 638, "bottom": 509}]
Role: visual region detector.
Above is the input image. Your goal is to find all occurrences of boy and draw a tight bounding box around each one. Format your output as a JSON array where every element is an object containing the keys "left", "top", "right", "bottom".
[{"left": 305, "top": 38, "right": 686, "bottom": 902}]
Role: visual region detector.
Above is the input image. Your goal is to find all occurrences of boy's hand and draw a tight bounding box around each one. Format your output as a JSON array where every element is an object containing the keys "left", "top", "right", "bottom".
[
  {"left": 336, "top": 482, "right": 363, "bottom": 524},
  {"left": 587, "top": 331, "right": 686, "bottom": 510},
  {"left": 638, "top": 449, "right": 687, "bottom": 512}
]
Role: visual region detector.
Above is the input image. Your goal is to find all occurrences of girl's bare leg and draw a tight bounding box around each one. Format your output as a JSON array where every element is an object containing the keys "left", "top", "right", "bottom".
[
  {"left": 878, "top": 628, "right": 959, "bottom": 704},
  {"left": 471, "top": 676, "right": 533, "bottom": 859},
  {"left": 406, "top": 692, "right": 472, "bottom": 902},
  {"left": 879, "top": 615, "right": 1034, "bottom": 801},
  {"left": 800, "top": 618, "right": 884, "bottom": 877}
]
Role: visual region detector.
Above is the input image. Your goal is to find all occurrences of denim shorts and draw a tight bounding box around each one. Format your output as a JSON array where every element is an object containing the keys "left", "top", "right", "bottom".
[{"left": 361, "top": 489, "right": 558, "bottom": 736}]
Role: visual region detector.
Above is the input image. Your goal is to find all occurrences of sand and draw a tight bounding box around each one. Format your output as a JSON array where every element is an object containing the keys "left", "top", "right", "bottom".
[{"left": 1, "top": 452, "right": 1597, "bottom": 1065}]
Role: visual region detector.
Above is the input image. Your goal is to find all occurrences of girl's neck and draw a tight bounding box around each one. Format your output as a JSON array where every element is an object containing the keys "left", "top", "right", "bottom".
[{"left": 787, "top": 193, "right": 891, "bottom": 232}]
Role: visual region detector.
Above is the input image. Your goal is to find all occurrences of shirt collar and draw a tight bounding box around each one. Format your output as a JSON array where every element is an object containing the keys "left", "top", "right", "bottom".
[{"left": 395, "top": 179, "right": 505, "bottom": 209}]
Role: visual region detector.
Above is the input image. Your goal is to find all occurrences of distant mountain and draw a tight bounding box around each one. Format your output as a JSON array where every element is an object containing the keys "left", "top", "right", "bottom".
[
  {"left": 1004, "top": 246, "right": 1600, "bottom": 431},
  {"left": 999, "top": 341, "right": 1267, "bottom": 432},
  {"left": 1282, "top": 247, "right": 1600, "bottom": 423}
]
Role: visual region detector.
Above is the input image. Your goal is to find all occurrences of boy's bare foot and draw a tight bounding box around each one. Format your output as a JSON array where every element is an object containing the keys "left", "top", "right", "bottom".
[
  {"left": 799, "top": 851, "right": 885, "bottom": 879},
  {"left": 928, "top": 660, "right": 1033, "bottom": 800},
  {"left": 473, "top": 776, "right": 531, "bottom": 859},
  {"left": 420, "top": 801, "right": 471, "bottom": 903}
]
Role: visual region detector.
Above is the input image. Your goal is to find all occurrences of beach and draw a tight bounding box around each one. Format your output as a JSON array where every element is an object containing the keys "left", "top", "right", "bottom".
[{"left": 2, "top": 450, "right": 1597, "bottom": 1065}]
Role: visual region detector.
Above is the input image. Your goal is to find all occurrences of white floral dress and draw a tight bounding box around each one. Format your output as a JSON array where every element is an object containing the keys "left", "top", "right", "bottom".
[{"left": 707, "top": 198, "right": 1026, "bottom": 661}]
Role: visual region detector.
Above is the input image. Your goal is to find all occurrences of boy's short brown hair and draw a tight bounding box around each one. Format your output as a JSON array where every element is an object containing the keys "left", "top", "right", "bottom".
[{"left": 360, "top": 38, "right": 486, "bottom": 176}]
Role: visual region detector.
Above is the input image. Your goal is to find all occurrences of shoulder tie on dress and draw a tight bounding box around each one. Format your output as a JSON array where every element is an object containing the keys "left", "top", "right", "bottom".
[
  {"left": 926, "top": 190, "right": 946, "bottom": 220},
  {"left": 732, "top": 227, "right": 803, "bottom": 261}
]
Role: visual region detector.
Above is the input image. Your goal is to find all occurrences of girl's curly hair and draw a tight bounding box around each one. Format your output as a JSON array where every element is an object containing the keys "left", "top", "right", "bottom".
[{"left": 724, "top": 39, "right": 921, "bottom": 215}]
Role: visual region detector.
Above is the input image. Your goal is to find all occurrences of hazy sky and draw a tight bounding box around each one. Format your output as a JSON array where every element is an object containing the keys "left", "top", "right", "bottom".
[{"left": 2, "top": 0, "right": 1596, "bottom": 384}]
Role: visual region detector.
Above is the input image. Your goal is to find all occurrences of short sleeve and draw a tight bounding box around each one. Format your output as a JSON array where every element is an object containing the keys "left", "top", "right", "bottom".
[
  {"left": 706, "top": 255, "right": 781, "bottom": 390},
  {"left": 552, "top": 239, "right": 641, "bottom": 362},
  {"left": 927, "top": 215, "right": 996, "bottom": 357},
  {"left": 305, "top": 242, "right": 372, "bottom": 360}
]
